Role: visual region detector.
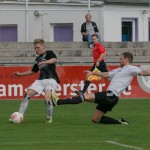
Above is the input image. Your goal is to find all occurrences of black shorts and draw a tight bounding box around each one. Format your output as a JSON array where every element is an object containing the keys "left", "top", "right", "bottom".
[
  {"left": 90, "top": 61, "right": 108, "bottom": 72},
  {"left": 95, "top": 91, "right": 119, "bottom": 113}
]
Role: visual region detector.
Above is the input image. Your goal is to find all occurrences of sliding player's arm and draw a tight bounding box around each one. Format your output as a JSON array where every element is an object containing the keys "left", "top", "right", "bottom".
[{"left": 139, "top": 70, "right": 150, "bottom": 76}]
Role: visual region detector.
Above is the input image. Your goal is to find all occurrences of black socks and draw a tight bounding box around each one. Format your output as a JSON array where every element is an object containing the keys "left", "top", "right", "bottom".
[
  {"left": 81, "top": 80, "right": 90, "bottom": 93},
  {"left": 99, "top": 116, "right": 121, "bottom": 124},
  {"left": 57, "top": 96, "right": 84, "bottom": 105}
]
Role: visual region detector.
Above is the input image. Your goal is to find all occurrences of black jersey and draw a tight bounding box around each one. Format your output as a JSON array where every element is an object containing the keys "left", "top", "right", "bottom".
[{"left": 31, "top": 50, "right": 60, "bottom": 83}]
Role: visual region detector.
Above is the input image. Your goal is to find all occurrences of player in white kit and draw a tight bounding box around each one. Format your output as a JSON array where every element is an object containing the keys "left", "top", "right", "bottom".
[{"left": 52, "top": 52, "right": 150, "bottom": 124}]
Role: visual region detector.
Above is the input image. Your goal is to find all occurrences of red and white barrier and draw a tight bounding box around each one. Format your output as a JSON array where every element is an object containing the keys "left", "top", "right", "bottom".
[{"left": 0, "top": 66, "right": 149, "bottom": 100}]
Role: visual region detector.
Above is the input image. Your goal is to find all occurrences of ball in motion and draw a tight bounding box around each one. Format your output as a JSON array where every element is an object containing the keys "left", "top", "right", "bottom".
[{"left": 10, "top": 112, "right": 23, "bottom": 124}]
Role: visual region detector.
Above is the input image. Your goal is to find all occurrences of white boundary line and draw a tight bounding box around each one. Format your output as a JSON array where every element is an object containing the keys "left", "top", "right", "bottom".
[
  {"left": 0, "top": 140, "right": 145, "bottom": 150},
  {"left": 0, "top": 141, "right": 104, "bottom": 145},
  {"left": 106, "top": 141, "right": 144, "bottom": 150}
]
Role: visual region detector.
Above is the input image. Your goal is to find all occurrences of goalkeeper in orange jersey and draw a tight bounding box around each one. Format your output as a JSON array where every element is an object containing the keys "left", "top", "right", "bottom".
[{"left": 76, "top": 34, "right": 108, "bottom": 94}]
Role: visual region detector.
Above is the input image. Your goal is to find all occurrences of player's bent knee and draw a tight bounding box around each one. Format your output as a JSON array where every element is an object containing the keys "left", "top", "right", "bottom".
[
  {"left": 26, "top": 90, "right": 35, "bottom": 97},
  {"left": 91, "top": 118, "right": 100, "bottom": 123},
  {"left": 91, "top": 118, "right": 98, "bottom": 123},
  {"left": 44, "top": 94, "right": 51, "bottom": 101},
  {"left": 91, "top": 117, "right": 99, "bottom": 123},
  {"left": 84, "top": 93, "right": 95, "bottom": 101},
  {"left": 26, "top": 92, "right": 32, "bottom": 98},
  {"left": 24, "top": 93, "right": 30, "bottom": 100},
  {"left": 91, "top": 114, "right": 102, "bottom": 123}
]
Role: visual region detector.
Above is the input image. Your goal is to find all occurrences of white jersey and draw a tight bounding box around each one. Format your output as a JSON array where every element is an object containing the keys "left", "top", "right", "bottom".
[{"left": 107, "top": 65, "right": 141, "bottom": 97}]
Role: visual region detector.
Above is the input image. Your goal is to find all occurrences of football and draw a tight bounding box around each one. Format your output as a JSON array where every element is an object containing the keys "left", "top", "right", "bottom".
[{"left": 10, "top": 112, "right": 23, "bottom": 124}]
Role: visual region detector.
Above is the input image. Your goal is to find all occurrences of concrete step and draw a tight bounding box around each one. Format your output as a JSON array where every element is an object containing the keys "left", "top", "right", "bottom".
[
  {"left": 0, "top": 42, "right": 150, "bottom": 66},
  {"left": 106, "top": 56, "right": 150, "bottom": 63},
  {"left": 0, "top": 48, "right": 92, "bottom": 57},
  {"left": 0, "top": 48, "right": 150, "bottom": 57},
  {"left": 0, "top": 57, "right": 35, "bottom": 64},
  {"left": 106, "top": 48, "right": 150, "bottom": 56},
  {"left": 0, "top": 42, "right": 88, "bottom": 49},
  {"left": 0, "top": 55, "right": 150, "bottom": 63},
  {"left": 1, "top": 49, "right": 90, "bottom": 57},
  {"left": 0, "top": 56, "right": 149, "bottom": 65},
  {"left": 1, "top": 42, "right": 150, "bottom": 49},
  {"left": 58, "top": 56, "right": 150, "bottom": 64},
  {"left": 102, "top": 42, "right": 150, "bottom": 49},
  {"left": 0, "top": 50, "right": 36, "bottom": 57}
]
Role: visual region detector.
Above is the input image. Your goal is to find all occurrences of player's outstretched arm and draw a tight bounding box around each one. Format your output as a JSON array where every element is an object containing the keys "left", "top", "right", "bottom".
[
  {"left": 139, "top": 70, "right": 150, "bottom": 76},
  {"left": 13, "top": 70, "right": 36, "bottom": 77}
]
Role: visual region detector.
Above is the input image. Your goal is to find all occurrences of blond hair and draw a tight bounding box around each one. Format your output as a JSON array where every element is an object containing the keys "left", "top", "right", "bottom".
[{"left": 33, "top": 38, "right": 45, "bottom": 45}]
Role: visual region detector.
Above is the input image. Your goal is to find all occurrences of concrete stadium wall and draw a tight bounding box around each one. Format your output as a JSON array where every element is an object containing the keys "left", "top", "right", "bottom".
[
  {"left": 0, "top": 42, "right": 150, "bottom": 66},
  {"left": 0, "top": 2, "right": 150, "bottom": 42}
]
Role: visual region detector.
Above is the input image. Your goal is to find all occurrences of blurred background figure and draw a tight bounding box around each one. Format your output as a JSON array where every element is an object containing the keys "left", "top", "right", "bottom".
[{"left": 81, "top": 13, "right": 101, "bottom": 48}]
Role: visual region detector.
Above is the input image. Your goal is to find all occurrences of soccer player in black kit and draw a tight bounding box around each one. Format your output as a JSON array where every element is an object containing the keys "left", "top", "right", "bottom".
[{"left": 11, "top": 39, "right": 59, "bottom": 123}]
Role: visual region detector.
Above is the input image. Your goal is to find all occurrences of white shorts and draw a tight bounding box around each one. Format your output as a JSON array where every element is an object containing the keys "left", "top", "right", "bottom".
[{"left": 28, "top": 78, "right": 58, "bottom": 94}]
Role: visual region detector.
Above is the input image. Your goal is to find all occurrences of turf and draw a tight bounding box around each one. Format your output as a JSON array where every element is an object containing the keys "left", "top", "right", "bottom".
[{"left": 0, "top": 99, "right": 150, "bottom": 150}]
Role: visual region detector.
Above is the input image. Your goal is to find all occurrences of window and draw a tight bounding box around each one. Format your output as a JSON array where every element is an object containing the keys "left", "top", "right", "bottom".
[
  {"left": 122, "top": 22, "right": 132, "bottom": 41},
  {"left": 53, "top": 24, "right": 73, "bottom": 42},
  {"left": 0, "top": 25, "right": 17, "bottom": 42},
  {"left": 122, "top": 18, "right": 138, "bottom": 42}
]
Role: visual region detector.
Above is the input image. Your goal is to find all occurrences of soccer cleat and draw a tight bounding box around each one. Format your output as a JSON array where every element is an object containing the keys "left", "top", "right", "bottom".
[
  {"left": 51, "top": 92, "right": 59, "bottom": 106},
  {"left": 75, "top": 90, "right": 85, "bottom": 102},
  {"left": 119, "top": 118, "right": 129, "bottom": 125},
  {"left": 46, "top": 117, "right": 53, "bottom": 124},
  {"left": 75, "top": 90, "right": 83, "bottom": 96}
]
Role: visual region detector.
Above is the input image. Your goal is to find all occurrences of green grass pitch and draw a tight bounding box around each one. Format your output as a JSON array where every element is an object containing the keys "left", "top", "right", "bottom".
[{"left": 0, "top": 99, "right": 150, "bottom": 150}]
